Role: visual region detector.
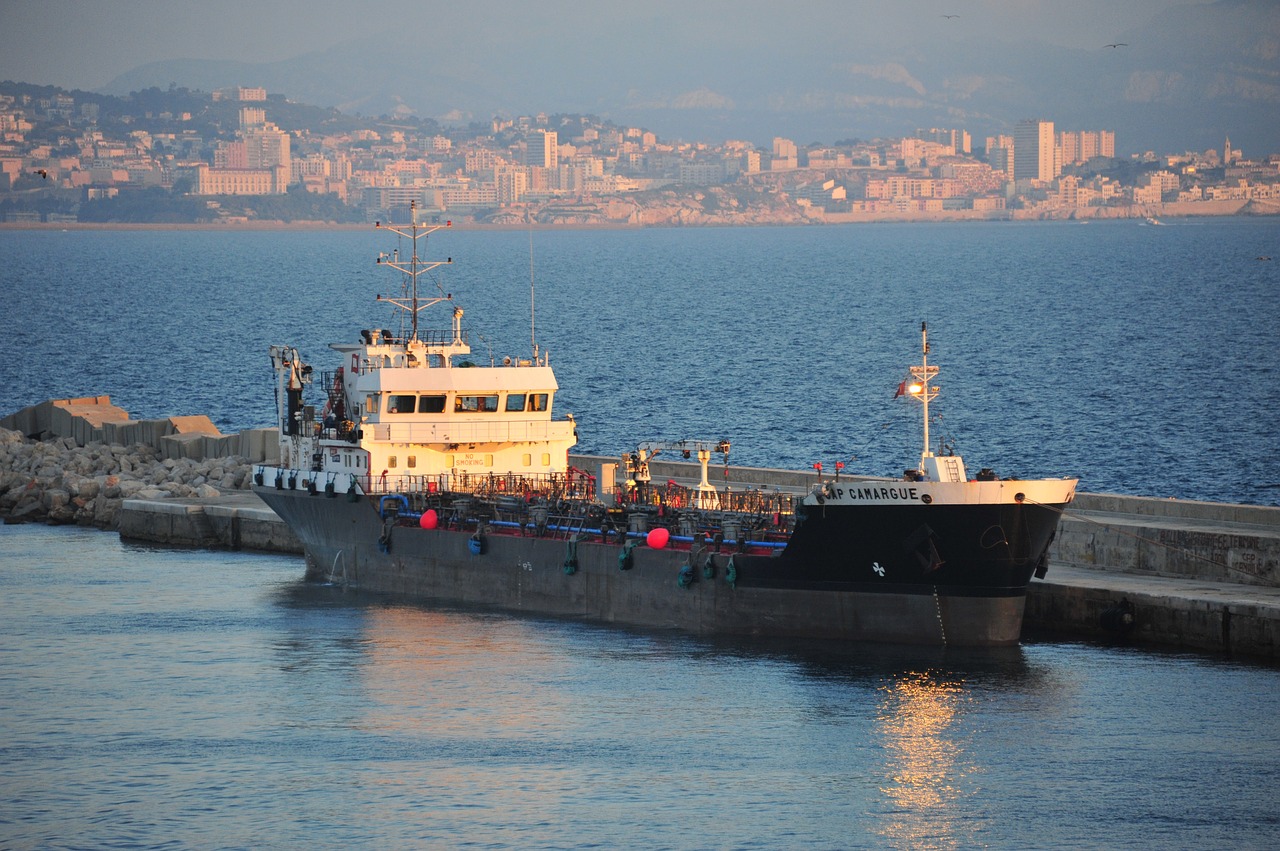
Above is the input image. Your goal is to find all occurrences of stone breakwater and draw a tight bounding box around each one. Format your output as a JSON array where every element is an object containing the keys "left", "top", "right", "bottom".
[
  {"left": 0, "top": 426, "right": 258, "bottom": 528},
  {"left": 0, "top": 395, "right": 277, "bottom": 529}
]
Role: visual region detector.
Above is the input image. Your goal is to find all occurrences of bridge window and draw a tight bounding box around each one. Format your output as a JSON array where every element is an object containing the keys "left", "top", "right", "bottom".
[
  {"left": 388, "top": 456, "right": 397, "bottom": 468},
  {"left": 387, "top": 394, "right": 415, "bottom": 414},
  {"left": 529, "top": 393, "right": 549, "bottom": 412},
  {"left": 407, "top": 456, "right": 416, "bottom": 468},
  {"left": 506, "top": 393, "right": 526, "bottom": 412},
  {"left": 365, "top": 393, "right": 380, "bottom": 414},
  {"left": 418, "top": 395, "right": 446, "bottom": 413},
  {"left": 455, "top": 394, "right": 499, "bottom": 413}
]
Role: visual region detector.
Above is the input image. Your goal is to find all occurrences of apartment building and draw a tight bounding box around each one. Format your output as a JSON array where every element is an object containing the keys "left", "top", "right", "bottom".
[{"left": 1013, "top": 119, "right": 1056, "bottom": 183}]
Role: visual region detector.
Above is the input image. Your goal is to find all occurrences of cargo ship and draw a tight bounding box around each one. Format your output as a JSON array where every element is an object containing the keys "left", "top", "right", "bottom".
[{"left": 253, "top": 207, "right": 1077, "bottom": 646}]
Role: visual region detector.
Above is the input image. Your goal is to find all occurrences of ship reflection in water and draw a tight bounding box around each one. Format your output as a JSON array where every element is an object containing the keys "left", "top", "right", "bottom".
[
  {"left": 875, "top": 670, "right": 977, "bottom": 848},
  {"left": 350, "top": 606, "right": 576, "bottom": 740}
]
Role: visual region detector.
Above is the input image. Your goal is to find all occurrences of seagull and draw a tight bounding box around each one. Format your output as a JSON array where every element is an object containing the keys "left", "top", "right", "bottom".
[
  {"left": 1105, "top": 43, "right": 1128, "bottom": 48},
  {"left": 941, "top": 14, "right": 959, "bottom": 19},
  {"left": 34, "top": 169, "right": 48, "bottom": 178}
]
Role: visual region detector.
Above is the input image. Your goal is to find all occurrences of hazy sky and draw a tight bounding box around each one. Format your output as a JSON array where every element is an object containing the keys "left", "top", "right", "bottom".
[{"left": 2, "top": 0, "right": 1214, "bottom": 92}]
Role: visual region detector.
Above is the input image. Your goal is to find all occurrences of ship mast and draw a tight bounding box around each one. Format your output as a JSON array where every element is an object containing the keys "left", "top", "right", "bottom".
[
  {"left": 529, "top": 227, "right": 539, "bottom": 361},
  {"left": 374, "top": 200, "right": 452, "bottom": 342},
  {"left": 906, "top": 321, "right": 940, "bottom": 465}
]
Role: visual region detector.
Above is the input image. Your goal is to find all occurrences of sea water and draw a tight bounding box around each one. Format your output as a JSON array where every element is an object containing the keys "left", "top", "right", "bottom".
[
  {"left": 3, "top": 221, "right": 1280, "bottom": 848},
  {"left": 2, "top": 218, "right": 1278, "bottom": 504},
  {"left": 2, "top": 524, "right": 1278, "bottom": 849}
]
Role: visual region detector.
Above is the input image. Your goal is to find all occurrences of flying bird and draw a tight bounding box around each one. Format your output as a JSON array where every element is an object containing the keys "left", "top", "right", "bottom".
[
  {"left": 1105, "top": 43, "right": 1128, "bottom": 48},
  {"left": 941, "top": 14, "right": 959, "bottom": 19},
  {"left": 34, "top": 169, "right": 48, "bottom": 178}
]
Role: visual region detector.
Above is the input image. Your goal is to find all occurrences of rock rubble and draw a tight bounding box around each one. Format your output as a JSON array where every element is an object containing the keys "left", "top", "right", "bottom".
[{"left": 0, "top": 426, "right": 255, "bottom": 528}]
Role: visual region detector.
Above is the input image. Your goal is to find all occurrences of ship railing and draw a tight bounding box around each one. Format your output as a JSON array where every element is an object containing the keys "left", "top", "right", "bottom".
[
  {"left": 367, "top": 469, "right": 597, "bottom": 504},
  {"left": 370, "top": 419, "right": 575, "bottom": 444},
  {"left": 624, "top": 480, "right": 798, "bottom": 518},
  {"left": 355, "top": 329, "right": 471, "bottom": 364}
]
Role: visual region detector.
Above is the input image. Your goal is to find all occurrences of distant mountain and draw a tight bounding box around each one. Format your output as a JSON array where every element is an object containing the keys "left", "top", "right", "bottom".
[{"left": 100, "top": 0, "right": 1280, "bottom": 155}]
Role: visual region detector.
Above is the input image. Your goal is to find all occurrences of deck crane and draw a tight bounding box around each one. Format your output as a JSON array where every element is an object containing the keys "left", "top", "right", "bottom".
[{"left": 627, "top": 439, "right": 731, "bottom": 508}]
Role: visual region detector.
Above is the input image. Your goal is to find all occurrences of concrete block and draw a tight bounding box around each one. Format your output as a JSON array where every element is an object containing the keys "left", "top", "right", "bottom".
[
  {"left": 35, "top": 397, "right": 131, "bottom": 444},
  {"left": 168, "top": 415, "right": 220, "bottom": 436},
  {"left": 102, "top": 421, "right": 142, "bottom": 446},
  {"left": 49, "top": 405, "right": 74, "bottom": 441},
  {"left": 160, "top": 432, "right": 208, "bottom": 461},
  {"left": 263, "top": 430, "right": 281, "bottom": 464},
  {"left": 0, "top": 402, "right": 46, "bottom": 436},
  {"left": 202, "top": 434, "right": 240, "bottom": 459},
  {"left": 46, "top": 397, "right": 117, "bottom": 435},
  {"left": 236, "top": 428, "right": 277, "bottom": 463},
  {"left": 70, "top": 414, "right": 102, "bottom": 447},
  {"left": 137, "top": 419, "right": 176, "bottom": 449}
]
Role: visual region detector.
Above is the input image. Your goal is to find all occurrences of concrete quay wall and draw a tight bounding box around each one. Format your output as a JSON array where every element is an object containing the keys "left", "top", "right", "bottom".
[
  {"left": 1025, "top": 567, "right": 1279, "bottom": 662},
  {"left": 118, "top": 493, "right": 302, "bottom": 554},
  {"left": 1052, "top": 502, "right": 1280, "bottom": 589}
]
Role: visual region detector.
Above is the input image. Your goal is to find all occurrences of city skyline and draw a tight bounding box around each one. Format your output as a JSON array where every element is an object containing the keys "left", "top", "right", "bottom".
[
  {"left": 3, "top": 0, "right": 1277, "bottom": 155},
  {"left": 4, "top": 78, "right": 1273, "bottom": 228}
]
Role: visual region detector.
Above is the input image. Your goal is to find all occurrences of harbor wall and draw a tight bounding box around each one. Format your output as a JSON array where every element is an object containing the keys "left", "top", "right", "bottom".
[
  {"left": 1023, "top": 574, "right": 1278, "bottom": 660},
  {"left": 115, "top": 494, "right": 302, "bottom": 554}
]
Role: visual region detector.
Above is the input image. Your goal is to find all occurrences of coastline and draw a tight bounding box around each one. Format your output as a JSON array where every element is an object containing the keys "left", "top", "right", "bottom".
[{"left": 1, "top": 197, "right": 1272, "bottom": 232}]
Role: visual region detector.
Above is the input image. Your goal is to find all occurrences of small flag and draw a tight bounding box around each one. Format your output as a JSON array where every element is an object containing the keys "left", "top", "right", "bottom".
[{"left": 894, "top": 381, "right": 906, "bottom": 398}]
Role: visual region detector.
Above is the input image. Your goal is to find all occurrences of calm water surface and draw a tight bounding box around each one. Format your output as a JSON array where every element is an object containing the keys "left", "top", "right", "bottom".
[
  {"left": 2, "top": 524, "right": 1278, "bottom": 849},
  {"left": 2, "top": 219, "right": 1278, "bottom": 504},
  {"left": 3, "top": 221, "right": 1280, "bottom": 847}
]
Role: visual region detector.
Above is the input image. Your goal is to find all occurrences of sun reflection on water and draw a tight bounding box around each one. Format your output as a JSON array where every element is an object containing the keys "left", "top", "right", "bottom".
[{"left": 875, "top": 670, "right": 979, "bottom": 849}]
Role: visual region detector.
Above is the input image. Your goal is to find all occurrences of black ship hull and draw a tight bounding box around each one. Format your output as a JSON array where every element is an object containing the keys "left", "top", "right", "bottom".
[{"left": 255, "top": 485, "right": 1069, "bottom": 646}]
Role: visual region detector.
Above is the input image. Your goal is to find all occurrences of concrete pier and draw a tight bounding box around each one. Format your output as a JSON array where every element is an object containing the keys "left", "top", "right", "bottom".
[
  {"left": 1025, "top": 565, "right": 1280, "bottom": 659},
  {"left": 118, "top": 491, "right": 301, "bottom": 553}
]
